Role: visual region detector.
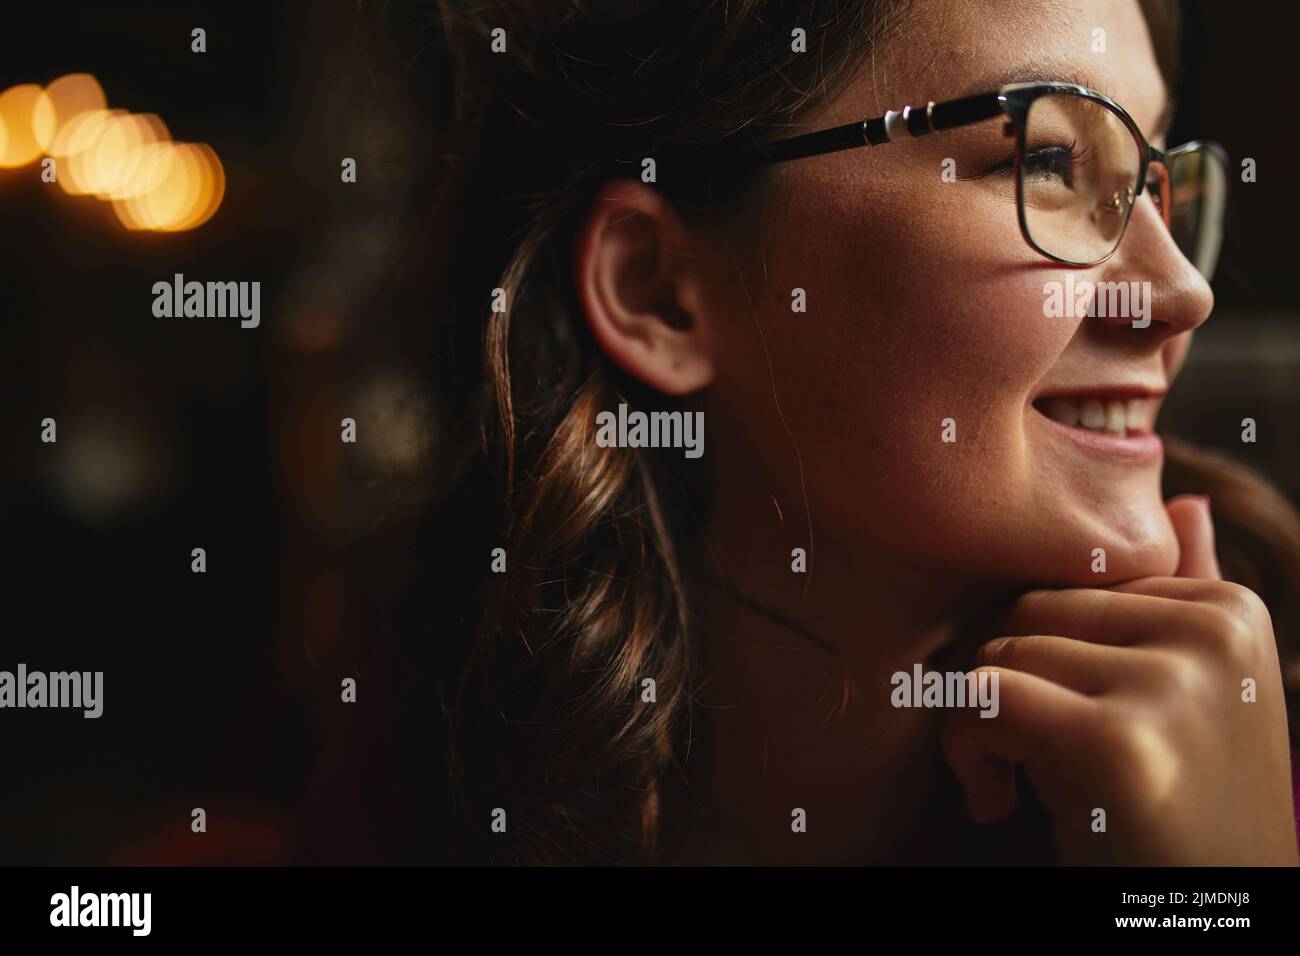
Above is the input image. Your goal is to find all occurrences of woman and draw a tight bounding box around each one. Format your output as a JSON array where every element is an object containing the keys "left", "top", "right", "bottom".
[{"left": 387, "top": 0, "right": 1300, "bottom": 864}]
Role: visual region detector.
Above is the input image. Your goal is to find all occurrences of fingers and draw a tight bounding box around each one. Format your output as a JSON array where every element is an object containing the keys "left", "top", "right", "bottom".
[
  {"left": 996, "top": 581, "right": 1268, "bottom": 659},
  {"left": 1105, "top": 576, "right": 1270, "bottom": 625},
  {"left": 1166, "top": 494, "right": 1222, "bottom": 581},
  {"left": 946, "top": 746, "right": 1016, "bottom": 824},
  {"left": 998, "top": 587, "right": 1186, "bottom": 647},
  {"left": 978, "top": 634, "right": 1167, "bottom": 696},
  {"left": 940, "top": 667, "right": 1096, "bottom": 823},
  {"left": 1101, "top": 576, "right": 1274, "bottom": 664}
]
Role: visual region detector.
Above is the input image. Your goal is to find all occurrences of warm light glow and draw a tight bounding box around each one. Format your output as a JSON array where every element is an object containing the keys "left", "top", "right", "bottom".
[
  {"left": 60, "top": 109, "right": 126, "bottom": 195},
  {"left": 8, "top": 71, "right": 225, "bottom": 232},
  {"left": 102, "top": 114, "right": 171, "bottom": 200},
  {"left": 112, "top": 142, "right": 224, "bottom": 232},
  {"left": 112, "top": 142, "right": 177, "bottom": 229},
  {"left": 161, "top": 143, "right": 224, "bottom": 231},
  {"left": 48, "top": 106, "right": 113, "bottom": 159},
  {"left": 137, "top": 142, "right": 199, "bottom": 229},
  {"left": 32, "top": 73, "right": 106, "bottom": 151},
  {"left": 0, "top": 84, "right": 44, "bottom": 167},
  {"left": 81, "top": 112, "right": 148, "bottom": 197}
]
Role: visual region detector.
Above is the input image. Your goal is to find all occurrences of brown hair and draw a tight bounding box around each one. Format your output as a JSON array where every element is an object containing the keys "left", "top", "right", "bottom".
[{"left": 375, "top": 0, "right": 1300, "bottom": 864}]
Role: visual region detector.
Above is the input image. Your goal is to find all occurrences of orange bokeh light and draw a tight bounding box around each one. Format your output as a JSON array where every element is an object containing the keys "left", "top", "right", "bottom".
[
  {"left": 103, "top": 114, "right": 171, "bottom": 200},
  {"left": 5, "top": 73, "right": 224, "bottom": 232},
  {"left": 113, "top": 141, "right": 223, "bottom": 232},
  {"left": 32, "top": 73, "right": 106, "bottom": 151},
  {"left": 0, "top": 84, "right": 45, "bottom": 167},
  {"left": 162, "top": 143, "right": 224, "bottom": 231},
  {"left": 60, "top": 109, "right": 126, "bottom": 195}
]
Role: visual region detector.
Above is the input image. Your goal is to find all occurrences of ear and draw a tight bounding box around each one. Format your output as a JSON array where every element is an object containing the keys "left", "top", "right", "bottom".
[{"left": 573, "top": 178, "right": 716, "bottom": 395}]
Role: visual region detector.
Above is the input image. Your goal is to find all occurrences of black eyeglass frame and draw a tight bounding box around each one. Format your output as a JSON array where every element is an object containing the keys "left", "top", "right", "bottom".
[{"left": 654, "top": 81, "right": 1227, "bottom": 272}]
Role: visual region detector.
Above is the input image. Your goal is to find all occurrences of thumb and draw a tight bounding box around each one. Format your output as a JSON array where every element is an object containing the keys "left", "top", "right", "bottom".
[{"left": 1166, "top": 494, "right": 1222, "bottom": 580}]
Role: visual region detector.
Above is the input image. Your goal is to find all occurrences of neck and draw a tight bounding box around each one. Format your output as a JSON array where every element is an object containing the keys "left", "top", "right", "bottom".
[{"left": 665, "top": 481, "right": 1017, "bottom": 865}]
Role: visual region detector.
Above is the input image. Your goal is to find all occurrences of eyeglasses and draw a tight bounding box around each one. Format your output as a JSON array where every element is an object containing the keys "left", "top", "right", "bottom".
[{"left": 654, "top": 81, "right": 1228, "bottom": 280}]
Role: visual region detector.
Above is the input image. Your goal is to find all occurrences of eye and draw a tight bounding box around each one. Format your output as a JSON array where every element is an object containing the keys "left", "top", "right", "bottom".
[
  {"left": 1019, "top": 140, "right": 1092, "bottom": 189},
  {"left": 964, "top": 139, "right": 1093, "bottom": 187}
]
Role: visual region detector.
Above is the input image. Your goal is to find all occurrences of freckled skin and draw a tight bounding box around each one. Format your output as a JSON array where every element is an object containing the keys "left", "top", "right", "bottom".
[
  {"left": 575, "top": 0, "right": 1296, "bottom": 865},
  {"left": 701, "top": 0, "right": 1211, "bottom": 591}
]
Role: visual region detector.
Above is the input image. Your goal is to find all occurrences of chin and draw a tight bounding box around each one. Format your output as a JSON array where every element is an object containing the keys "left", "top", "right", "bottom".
[{"left": 1034, "top": 504, "right": 1180, "bottom": 587}]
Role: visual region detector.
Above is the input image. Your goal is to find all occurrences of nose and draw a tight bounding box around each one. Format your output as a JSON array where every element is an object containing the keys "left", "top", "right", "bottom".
[{"left": 1093, "top": 184, "right": 1214, "bottom": 340}]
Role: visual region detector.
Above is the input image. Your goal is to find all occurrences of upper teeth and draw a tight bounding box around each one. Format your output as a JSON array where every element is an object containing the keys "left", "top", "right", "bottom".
[{"left": 1043, "top": 397, "right": 1146, "bottom": 436}]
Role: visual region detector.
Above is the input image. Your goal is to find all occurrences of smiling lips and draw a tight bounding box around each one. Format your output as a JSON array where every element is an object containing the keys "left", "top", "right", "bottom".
[
  {"left": 1038, "top": 395, "right": 1152, "bottom": 436},
  {"left": 1030, "top": 389, "right": 1167, "bottom": 462}
]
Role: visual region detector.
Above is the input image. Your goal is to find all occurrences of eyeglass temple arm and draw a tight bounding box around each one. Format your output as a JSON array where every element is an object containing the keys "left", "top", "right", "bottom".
[{"left": 689, "top": 91, "right": 1007, "bottom": 172}]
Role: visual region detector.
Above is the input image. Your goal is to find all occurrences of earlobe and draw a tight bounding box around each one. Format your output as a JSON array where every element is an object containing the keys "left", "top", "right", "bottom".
[{"left": 573, "top": 179, "right": 715, "bottom": 396}]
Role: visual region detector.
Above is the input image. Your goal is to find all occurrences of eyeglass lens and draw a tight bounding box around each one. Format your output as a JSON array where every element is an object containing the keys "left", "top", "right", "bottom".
[
  {"left": 1168, "top": 147, "right": 1227, "bottom": 280},
  {"left": 1019, "top": 91, "right": 1226, "bottom": 279},
  {"left": 1019, "top": 92, "right": 1144, "bottom": 266}
]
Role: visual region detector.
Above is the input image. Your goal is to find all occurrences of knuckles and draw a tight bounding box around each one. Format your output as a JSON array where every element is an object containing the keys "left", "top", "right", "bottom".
[
  {"left": 1210, "top": 581, "right": 1272, "bottom": 632},
  {"left": 1185, "top": 584, "right": 1270, "bottom": 662},
  {"left": 1089, "top": 710, "right": 1180, "bottom": 806},
  {"left": 1005, "top": 581, "right": 1272, "bottom": 662},
  {"left": 1148, "top": 653, "right": 1206, "bottom": 701},
  {"left": 976, "top": 635, "right": 1025, "bottom": 668}
]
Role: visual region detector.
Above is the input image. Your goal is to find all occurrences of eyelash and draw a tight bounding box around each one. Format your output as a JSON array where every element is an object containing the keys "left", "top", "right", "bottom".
[{"left": 985, "top": 138, "right": 1093, "bottom": 186}]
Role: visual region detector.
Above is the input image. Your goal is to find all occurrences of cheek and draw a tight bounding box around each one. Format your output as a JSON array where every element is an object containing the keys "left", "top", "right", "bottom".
[
  {"left": 714, "top": 190, "right": 1061, "bottom": 504},
  {"left": 709, "top": 178, "right": 1171, "bottom": 584},
  {"left": 724, "top": 182, "right": 1060, "bottom": 413}
]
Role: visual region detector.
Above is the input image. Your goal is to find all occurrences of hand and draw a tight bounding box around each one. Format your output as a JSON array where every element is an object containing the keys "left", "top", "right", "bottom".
[{"left": 941, "top": 495, "right": 1299, "bottom": 865}]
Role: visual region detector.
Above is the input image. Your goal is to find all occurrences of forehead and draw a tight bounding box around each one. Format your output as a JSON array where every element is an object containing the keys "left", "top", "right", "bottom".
[{"left": 814, "top": 0, "right": 1168, "bottom": 136}]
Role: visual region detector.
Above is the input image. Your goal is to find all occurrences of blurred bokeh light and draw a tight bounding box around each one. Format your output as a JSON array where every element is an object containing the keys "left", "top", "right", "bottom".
[
  {"left": 1, "top": 73, "right": 222, "bottom": 231},
  {"left": 0, "top": 83, "right": 44, "bottom": 166},
  {"left": 32, "top": 72, "right": 105, "bottom": 149}
]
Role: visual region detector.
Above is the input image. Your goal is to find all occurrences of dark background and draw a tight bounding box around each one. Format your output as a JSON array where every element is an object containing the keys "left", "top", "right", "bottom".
[{"left": 1, "top": 1, "right": 1296, "bottom": 864}]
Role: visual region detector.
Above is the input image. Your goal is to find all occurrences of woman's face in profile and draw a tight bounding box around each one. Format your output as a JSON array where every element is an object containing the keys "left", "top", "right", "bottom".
[{"left": 702, "top": 0, "right": 1214, "bottom": 588}]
